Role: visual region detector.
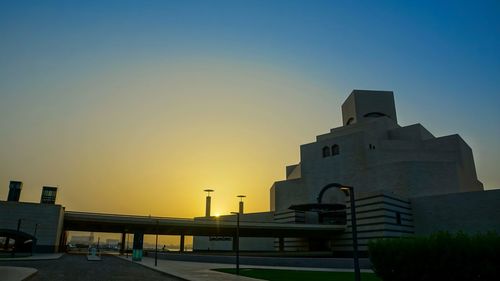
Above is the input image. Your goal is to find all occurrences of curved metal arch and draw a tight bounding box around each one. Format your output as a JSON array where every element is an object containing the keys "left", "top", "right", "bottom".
[{"left": 316, "top": 183, "right": 351, "bottom": 204}]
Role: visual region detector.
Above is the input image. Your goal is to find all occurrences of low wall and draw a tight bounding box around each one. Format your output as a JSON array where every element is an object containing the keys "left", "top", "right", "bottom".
[
  {"left": 144, "top": 251, "right": 373, "bottom": 269},
  {"left": 411, "top": 189, "right": 500, "bottom": 235}
]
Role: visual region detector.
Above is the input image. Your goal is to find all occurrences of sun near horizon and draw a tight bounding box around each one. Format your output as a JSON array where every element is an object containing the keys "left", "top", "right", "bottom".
[{"left": 1, "top": 1, "right": 499, "bottom": 221}]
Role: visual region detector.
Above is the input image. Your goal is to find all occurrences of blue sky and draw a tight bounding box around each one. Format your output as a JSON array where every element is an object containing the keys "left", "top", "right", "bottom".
[
  {"left": 2, "top": 1, "right": 499, "bottom": 90},
  {"left": 0, "top": 0, "right": 499, "bottom": 213}
]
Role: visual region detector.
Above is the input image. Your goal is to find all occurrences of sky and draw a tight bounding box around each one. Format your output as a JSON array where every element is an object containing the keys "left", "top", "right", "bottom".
[{"left": 1, "top": 0, "right": 499, "bottom": 219}]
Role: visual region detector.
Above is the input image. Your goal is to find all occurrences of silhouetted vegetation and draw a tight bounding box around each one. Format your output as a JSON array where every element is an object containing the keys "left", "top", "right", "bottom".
[
  {"left": 368, "top": 232, "right": 500, "bottom": 281},
  {"left": 213, "top": 268, "right": 381, "bottom": 281}
]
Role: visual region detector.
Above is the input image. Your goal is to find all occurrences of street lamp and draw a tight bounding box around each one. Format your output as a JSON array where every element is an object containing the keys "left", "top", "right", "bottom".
[
  {"left": 317, "top": 183, "right": 360, "bottom": 281},
  {"left": 237, "top": 195, "right": 246, "bottom": 214},
  {"left": 126, "top": 232, "right": 129, "bottom": 258},
  {"left": 33, "top": 223, "right": 39, "bottom": 237},
  {"left": 155, "top": 219, "right": 159, "bottom": 267},
  {"left": 11, "top": 218, "right": 25, "bottom": 257},
  {"left": 230, "top": 211, "right": 241, "bottom": 275},
  {"left": 32, "top": 223, "right": 39, "bottom": 255},
  {"left": 17, "top": 218, "right": 24, "bottom": 231},
  {"left": 97, "top": 237, "right": 100, "bottom": 257}
]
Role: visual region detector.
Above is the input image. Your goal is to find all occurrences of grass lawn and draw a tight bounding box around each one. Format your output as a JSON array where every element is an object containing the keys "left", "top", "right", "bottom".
[{"left": 212, "top": 268, "right": 382, "bottom": 281}]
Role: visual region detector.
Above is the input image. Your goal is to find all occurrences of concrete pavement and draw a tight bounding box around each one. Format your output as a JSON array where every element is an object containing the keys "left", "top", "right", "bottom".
[
  {"left": 119, "top": 256, "right": 259, "bottom": 281},
  {"left": 0, "top": 253, "right": 62, "bottom": 281},
  {"left": 1, "top": 254, "right": 181, "bottom": 281},
  {"left": 0, "top": 266, "right": 37, "bottom": 281},
  {"left": 0, "top": 253, "right": 63, "bottom": 261},
  {"left": 119, "top": 256, "right": 374, "bottom": 281}
]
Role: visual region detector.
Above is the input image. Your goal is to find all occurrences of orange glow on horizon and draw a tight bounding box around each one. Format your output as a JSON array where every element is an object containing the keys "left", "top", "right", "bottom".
[{"left": 0, "top": 58, "right": 338, "bottom": 219}]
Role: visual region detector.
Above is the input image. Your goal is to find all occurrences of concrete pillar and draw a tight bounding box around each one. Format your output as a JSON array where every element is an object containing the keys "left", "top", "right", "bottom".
[
  {"left": 239, "top": 201, "right": 244, "bottom": 214},
  {"left": 58, "top": 231, "right": 67, "bottom": 253},
  {"left": 279, "top": 237, "right": 285, "bottom": 252},
  {"left": 120, "top": 232, "right": 126, "bottom": 255},
  {"left": 132, "top": 232, "right": 144, "bottom": 261},
  {"left": 205, "top": 196, "right": 211, "bottom": 217},
  {"left": 180, "top": 234, "right": 185, "bottom": 253}
]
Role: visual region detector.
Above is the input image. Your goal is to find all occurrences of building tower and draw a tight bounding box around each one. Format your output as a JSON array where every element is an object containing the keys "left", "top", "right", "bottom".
[
  {"left": 204, "top": 189, "right": 214, "bottom": 217},
  {"left": 40, "top": 186, "right": 58, "bottom": 204},
  {"left": 7, "top": 181, "right": 23, "bottom": 202},
  {"left": 237, "top": 195, "right": 246, "bottom": 214}
]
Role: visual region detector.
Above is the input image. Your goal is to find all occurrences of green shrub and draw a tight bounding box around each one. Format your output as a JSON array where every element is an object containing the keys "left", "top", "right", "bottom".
[{"left": 368, "top": 232, "right": 499, "bottom": 281}]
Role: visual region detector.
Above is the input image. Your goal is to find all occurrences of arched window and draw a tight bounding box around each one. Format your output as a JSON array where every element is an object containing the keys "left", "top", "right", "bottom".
[
  {"left": 363, "top": 112, "right": 388, "bottom": 118},
  {"left": 322, "top": 146, "right": 331, "bottom": 158},
  {"left": 332, "top": 144, "right": 339, "bottom": 155},
  {"left": 346, "top": 117, "right": 355, "bottom": 125}
]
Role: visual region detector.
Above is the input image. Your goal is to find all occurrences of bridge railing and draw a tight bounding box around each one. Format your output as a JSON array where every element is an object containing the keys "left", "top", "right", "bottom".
[{"left": 65, "top": 211, "right": 195, "bottom": 222}]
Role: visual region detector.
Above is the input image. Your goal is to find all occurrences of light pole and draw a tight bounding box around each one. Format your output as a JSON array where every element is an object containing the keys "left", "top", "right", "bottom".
[
  {"left": 317, "top": 183, "right": 360, "bottom": 281},
  {"left": 230, "top": 211, "right": 241, "bottom": 275},
  {"left": 33, "top": 224, "right": 39, "bottom": 237},
  {"left": 17, "top": 218, "right": 24, "bottom": 231},
  {"left": 126, "top": 232, "right": 129, "bottom": 258},
  {"left": 97, "top": 237, "right": 100, "bottom": 257},
  {"left": 32, "top": 223, "right": 39, "bottom": 255},
  {"left": 155, "top": 219, "right": 159, "bottom": 266},
  {"left": 12, "top": 218, "right": 25, "bottom": 257}
]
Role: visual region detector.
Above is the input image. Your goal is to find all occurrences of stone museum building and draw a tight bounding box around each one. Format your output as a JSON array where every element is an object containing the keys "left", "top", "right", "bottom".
[{"left": 193, "top": 89, "right": 500, "bottom": 254}]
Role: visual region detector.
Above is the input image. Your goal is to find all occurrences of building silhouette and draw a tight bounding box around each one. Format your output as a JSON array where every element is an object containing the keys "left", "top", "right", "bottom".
[{"left": 193, "top": 89, "right": 498, "bottom": 253}]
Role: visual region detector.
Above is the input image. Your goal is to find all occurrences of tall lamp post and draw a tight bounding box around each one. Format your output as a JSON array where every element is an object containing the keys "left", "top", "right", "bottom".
[
  {"left": 33, "top": 223, "right": 39, "bottom": 237},
  {"left": 155, "top": 219, "right": 159, "bottom": 266},
  {"left": 230, "top": 211, "right": 241, "bottom": 275},
  {"left": 126, "top": 232, "right": 129, "bottom": 258},
  {"left": 17, "top": 218, "right": 24, "bottom": 231},
  {"left": 317, "top": 183, "right": 360, "bottom": 281},
  {"left": 32, "top": 223, "right": 39, "bottom": 255},
  {"left": 12, "top": 218, "right": 25, "bottom": 257}
]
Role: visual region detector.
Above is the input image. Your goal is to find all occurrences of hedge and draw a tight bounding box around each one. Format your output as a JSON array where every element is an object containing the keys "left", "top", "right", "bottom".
[{"left": 368, "top": 232, "right": 499, "bottom": 281}]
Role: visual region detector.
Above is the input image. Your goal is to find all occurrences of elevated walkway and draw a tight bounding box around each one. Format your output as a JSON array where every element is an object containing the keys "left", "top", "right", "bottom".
[{"left": 64, "top": 211, "right": 345, "bottom": 238}]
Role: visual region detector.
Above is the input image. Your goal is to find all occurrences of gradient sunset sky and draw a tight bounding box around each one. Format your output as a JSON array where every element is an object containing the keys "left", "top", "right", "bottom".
[{"left": 1, "top": 0, "right": 499, "bottom": 218}]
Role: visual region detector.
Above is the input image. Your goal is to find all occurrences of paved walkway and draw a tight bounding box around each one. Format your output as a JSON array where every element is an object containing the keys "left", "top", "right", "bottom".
[
  {"left": 119, "top": 256, "right": 374, "bottom": 281},
  {"left": 0, "top": 254, "right": 62, "bottom": 281},
  {"left": 0, "top": 266, "right": 37, "bottom": 281},
  {"left": 0, "top": 253, "right": 63, "bottom": 261},
  {"left": 1, "top": 254, "right": 181, "bottom": 281}
]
